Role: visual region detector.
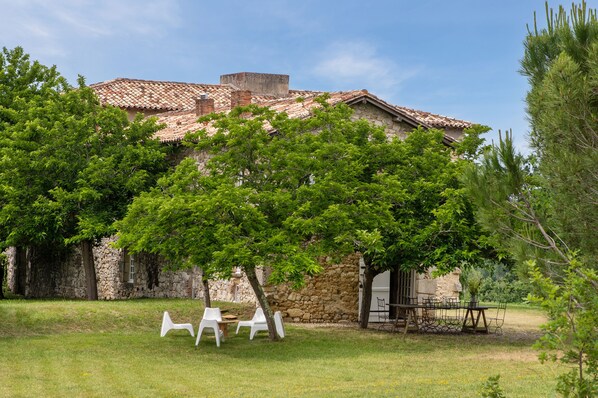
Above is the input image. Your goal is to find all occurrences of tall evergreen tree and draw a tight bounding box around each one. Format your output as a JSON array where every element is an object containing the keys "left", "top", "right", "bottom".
[
  {"left": 463, "top": 3, "right": 598, "bottom": 395},
  {"left": 521, "top": 1, "right": 598, "bottom": 261}
]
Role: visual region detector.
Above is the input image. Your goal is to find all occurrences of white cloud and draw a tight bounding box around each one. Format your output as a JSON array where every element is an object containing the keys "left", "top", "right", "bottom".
[
  {"left": 312, "top": 41, "right": 419, "bottom": 99},
  {"left": 0, "top": 0, "right": 181, "bottom": 57},
  {"left": 49, "top": 0, "right": 181, "bottom": 37}
]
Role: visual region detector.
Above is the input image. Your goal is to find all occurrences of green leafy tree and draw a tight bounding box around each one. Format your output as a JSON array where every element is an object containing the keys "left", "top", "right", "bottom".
[
  {"left": 117, "top": 104, "right": 325, "bottom": 339},
  {"left": 0, "top": 47, "right": 69, "bottom": 251},
  {"left": 0, "top": 47, "right": 74, "bottom": 296},
  {"left": 529, "top": 259, "right": 598, "bottom": 397},
  {"left": 117, "top": 97, "right": 489, "bottom": 335},
  {"left": 288, "top": 110, "right": 490, "bottom": 328},
  {"left": 0, "top": 47, "right": 168, "bottom": 299},
  {"left": 48, "top": 89, "right": 168, "bottom": 300}
]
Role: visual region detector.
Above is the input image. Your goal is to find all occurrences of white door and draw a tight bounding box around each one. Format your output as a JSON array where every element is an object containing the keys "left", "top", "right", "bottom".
[{"left": 358, "top": 257, "right": 391, "bottom": 323}]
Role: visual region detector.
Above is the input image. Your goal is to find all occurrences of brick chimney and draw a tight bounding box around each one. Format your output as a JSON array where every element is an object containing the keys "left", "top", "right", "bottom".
[
  {"left": 220, "top": 72, "right": 289, "bottom": 98},
  {"left": 230, "top": 90, "right": 252, "bottom": 109},
  {"left": 195, "top": 93, "right": 214, "bottom": 116}
]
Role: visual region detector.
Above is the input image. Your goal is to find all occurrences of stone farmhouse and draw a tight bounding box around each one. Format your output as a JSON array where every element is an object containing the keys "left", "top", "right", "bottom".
[{"left": 6, "top": 72, "right": 470, "bottom": 323}]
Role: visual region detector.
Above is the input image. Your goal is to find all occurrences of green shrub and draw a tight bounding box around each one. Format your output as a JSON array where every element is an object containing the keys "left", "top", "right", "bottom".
[
  {"left": 479, "top": 278, "right": 531, "bottom": 303},
  {"left": 471, "top": 261, "right": 532, "bottom": 303},
  {"left": 480, "top": 375, "right": 506, "bottom": 398}
]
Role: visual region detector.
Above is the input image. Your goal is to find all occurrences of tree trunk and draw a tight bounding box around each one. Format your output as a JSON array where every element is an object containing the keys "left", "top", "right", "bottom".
[
  {"left": 200, "top": 268, "right": 211, "bottom": 308},
  {"left": 359, "top": 262, "right": 378, "bottom": 329},
  {"left": 245, "top": 266, "right": 278, "bottom": 341},
  {"left": 0, "top": 257, "right": 4, "bottom": 299},
  {"left": 14, "top": 246, "right": 27, "bottom": 296},
  {"left": 81, "top": 240, "right": 98, "bottom": 300}
]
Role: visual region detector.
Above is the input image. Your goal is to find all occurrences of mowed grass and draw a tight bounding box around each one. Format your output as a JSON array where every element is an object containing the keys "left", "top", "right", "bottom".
[{"left": 0, "top": 298, "right": 561, "bottom": 397}]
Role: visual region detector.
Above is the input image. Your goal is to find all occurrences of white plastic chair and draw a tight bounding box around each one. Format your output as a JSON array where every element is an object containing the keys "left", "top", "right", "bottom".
[
  {"left": 248, "top": 311, "right": 285, "bottom": 340},
  {"left": 160, "top": 311, "right": 194, "bottom": 337},
  {"left": 274, "top": 311, "right": 285, "bottom": 338},
  {"left": 236, "top": 307, "right": 266, "bottom": 336},
  {"left": 195, "top": 307, "right": 223, "bottom": 347}
]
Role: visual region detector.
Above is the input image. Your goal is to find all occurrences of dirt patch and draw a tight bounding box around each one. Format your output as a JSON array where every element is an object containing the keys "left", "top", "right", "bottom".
[{"left": 289, "top": 322, "right": 360, "bottom": 329}]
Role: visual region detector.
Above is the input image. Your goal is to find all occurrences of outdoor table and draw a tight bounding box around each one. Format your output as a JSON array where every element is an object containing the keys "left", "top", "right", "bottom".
[
  {"left": 387, "top": 303, "right": 420, "bottom": 334},
  {"left": 218, "top": 315, "right": 238, "bottom": 339},
  {"left": 387, "top": 302, "right": 497, "bottom": 334},
  {"left": 461, "top": 306, "right": 495, "bottom": 333}
]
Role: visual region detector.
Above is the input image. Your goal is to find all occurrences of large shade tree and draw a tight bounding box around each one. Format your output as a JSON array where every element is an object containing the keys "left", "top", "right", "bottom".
[
  {"left": 0, "top": 47, "right": 72, "bottom": 296},
  {"left": 287, "top": 104, "right": 490, "bottom": 328},
  {"left": 117, "top": 104, "right": 326, "bottom": 339},
  {"left": 0, "top": 47, "right": 67, "bottom": 247},
  {"left": 117, "top": 97, "right": 489, "bottom": 336},
  {"left": 0, "top": 47, "right": 168, "bottom": 299}
]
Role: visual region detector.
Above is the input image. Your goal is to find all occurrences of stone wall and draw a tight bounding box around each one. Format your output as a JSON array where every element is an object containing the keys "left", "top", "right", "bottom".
[
  {"left": 52, "top": 246, "right": 87, "bottom": 298},
  {"left": 444, "top": 128, "right": 463, "bottom": 142},
  {"left": 6, "top": 240, "right": 198, "bottom": 300},
  {"left": 351, "top": 102, "right": 411, "bottom": 139},
  {"left": 5, "top": 245, "right": 65, "bottom": 297},
  {"left": 92, "top": 238, "right": 196, "bottom": 300},
  {"left": 5, "top": 240, "right": 462, "bottom": 323},
  {"left": 188, "top": 254, "right": 361, "bottom": 323},
  {"left": 265, "top": 255, "right": 361, "bottom": 323},
  {"left": 203, "top": 268, "right": 259, "bottom": 304},
  {"left": 415, "top": 268, "right": 462, "bottom": 301},
  {"left": 5, "top": 247, "right": 16, "bottom": 293},
  {"left": 196, "top": 255, "right": 361, "bottom": 323}
]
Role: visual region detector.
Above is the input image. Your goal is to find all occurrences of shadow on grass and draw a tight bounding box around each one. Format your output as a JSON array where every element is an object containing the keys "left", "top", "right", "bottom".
[
  {"left": 0, "top": 297, "right": 543, "bottom": 367},
  {"left": 159, "top": 321, "right": 541, "bottom": 365}
]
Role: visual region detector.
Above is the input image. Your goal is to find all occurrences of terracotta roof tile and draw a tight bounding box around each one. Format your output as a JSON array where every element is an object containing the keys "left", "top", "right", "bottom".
[
  {"left": 395, "top": 106, "right": 472, "bottom": 129},
  {"left": 90, "top": 78, "right": 473, "bottom": 143},
  {"left": 90, "top": 78, "right": 289, "bottom": 112},
  {"left": 154, "top": 110, "right": 209, "bottom": 143}
]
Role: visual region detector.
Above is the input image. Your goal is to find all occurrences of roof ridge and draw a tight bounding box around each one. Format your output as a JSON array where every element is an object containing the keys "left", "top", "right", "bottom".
[
  {"left": 90, "top": 77, "right": 226, "bottom": 88},
  {"left": 395, "top": 104, "right": 472, "bottom": 123}
]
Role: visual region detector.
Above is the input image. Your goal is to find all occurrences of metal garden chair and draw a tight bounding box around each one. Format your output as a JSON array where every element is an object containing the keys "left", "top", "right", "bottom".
[{"left": 487, "top": 302, "right": 507, "bottom": 334}]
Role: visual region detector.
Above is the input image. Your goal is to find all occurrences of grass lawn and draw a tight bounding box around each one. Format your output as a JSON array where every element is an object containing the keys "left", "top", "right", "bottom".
[{"left": 0, "top": 298, "right": 561, "bottom": 397}]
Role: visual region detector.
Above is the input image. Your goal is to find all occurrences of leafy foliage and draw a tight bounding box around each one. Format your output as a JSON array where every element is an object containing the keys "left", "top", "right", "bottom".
[
  {"left": 462, "top": 132, "right": 565, "bottom": 273},
  {"left": 529, "top": 259, "right": 598, "bottom": 397},
  {"left": 0, "top": 47, "right": 168, "bottom": 250},
  {"left": 476, "top": 262, "right": 532, "bottom": 303},
  {"left": 0, "top": 46, "right": 169, "bottom": 298},
  {"left": 462, "top": 267, "right": 483, "bottom": 298},
  {"left": 521, "top": 1, "right": 598, "bottom": 261},
  {"left": 464, "top": 131, "right": 598, "bottom": 397},
  {"left": 463, "top": 3, "right": 598, "bottom": 395},
  {"left": 118, "top": 96, "right": 491, "bottom": 330},
  {"left": 117, "top": 105, "right": 324, "bottom": 289},
  {"left": 0, "top": 46, "right": 70, "bottom": 248},
  {"left": 479, "top": 375, "right": 506, "bottom": 398}
]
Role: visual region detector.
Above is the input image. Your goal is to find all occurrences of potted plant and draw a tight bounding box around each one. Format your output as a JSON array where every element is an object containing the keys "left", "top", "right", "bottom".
[{"left": 466, "top": 268, "right": 483, "bottom": 307}]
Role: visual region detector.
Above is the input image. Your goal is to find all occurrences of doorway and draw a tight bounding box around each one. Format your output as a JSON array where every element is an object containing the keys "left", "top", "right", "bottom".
[{"left": 358, "top": 258, "right": 416, "bottom": 323}]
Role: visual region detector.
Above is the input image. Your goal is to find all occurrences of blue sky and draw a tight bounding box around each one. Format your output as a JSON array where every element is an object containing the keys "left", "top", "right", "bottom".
[{"left": 2, "top": 0, "right": 591, "bottom": 153}]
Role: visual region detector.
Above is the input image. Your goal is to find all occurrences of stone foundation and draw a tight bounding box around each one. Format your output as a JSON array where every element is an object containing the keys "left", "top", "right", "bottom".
[
  {"left": 266, "top": 255, "right": 361, "bottom": 323},
  {"left": 5, "top": 241, "right": 461, "bottom": 323}
]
